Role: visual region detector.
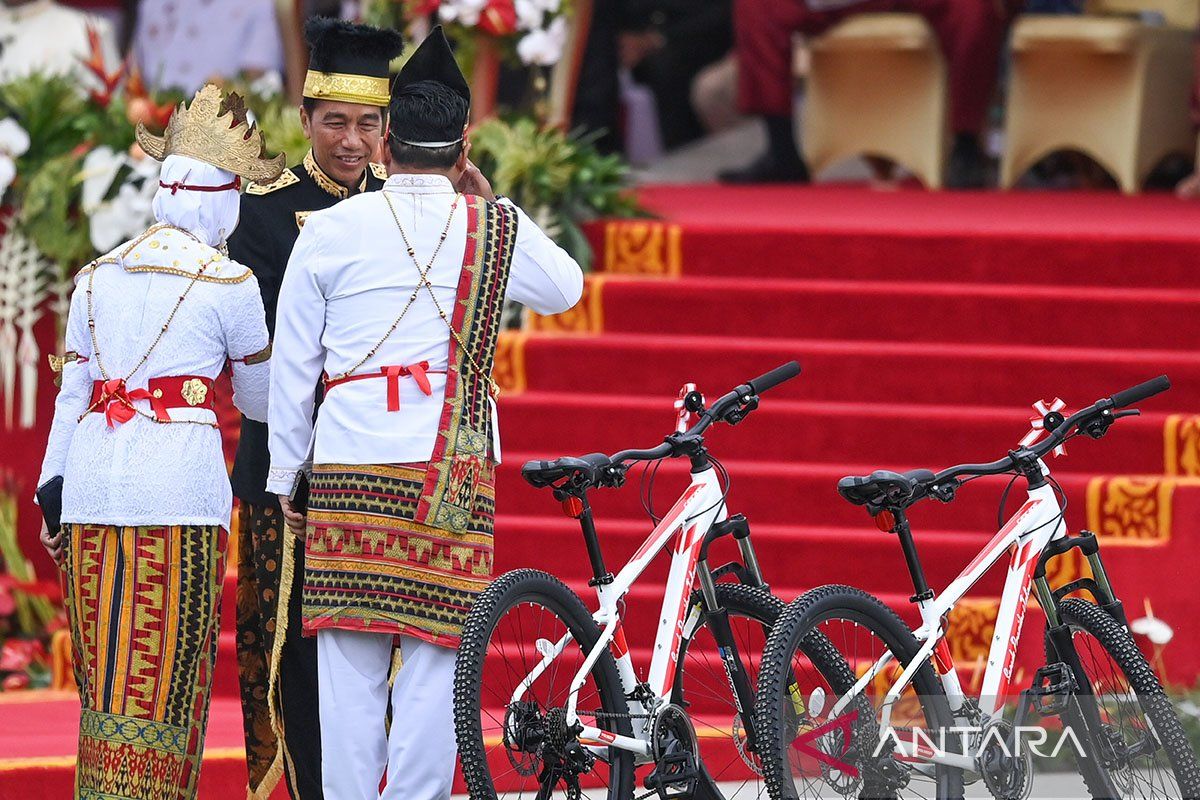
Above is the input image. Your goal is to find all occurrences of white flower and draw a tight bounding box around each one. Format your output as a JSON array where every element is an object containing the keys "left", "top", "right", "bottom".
[
  {"left": 1131, "top": 615, "right": 1173, "bottom": 645},
  {"left": 80, "top": 146, "right": 127, "bottom": 213},
  {"left": 532, "top": 0, "right": 560, "bottom": 12},
  {"left": 0, "top": 154, "right": 15, "bottom": 198},
  {"left": 0, "top": 118, "right": 30, "bottom": 158},
  {"left": 440, "top": 0, "right": 487, "bottom": 26},
  {"left": 89, "top": 180, "right": 154, "bottom": 252},
  {"left": 248, "top": 70, "right": 284, "bottom": 99},
  {"left": 517, "top": 17, "right": 569, "bottom": 66},
  {"left": 514, "top": 0, "right": 544, "bottom": 31}
]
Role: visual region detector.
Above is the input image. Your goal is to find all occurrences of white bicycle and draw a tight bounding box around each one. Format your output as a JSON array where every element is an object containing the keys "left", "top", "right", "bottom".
[
  {"left": 454, "top": 362, "right": 833, "bottom": 800},
  {"left": 753, "top": 376, "right": 1200, "bottom": 800}
]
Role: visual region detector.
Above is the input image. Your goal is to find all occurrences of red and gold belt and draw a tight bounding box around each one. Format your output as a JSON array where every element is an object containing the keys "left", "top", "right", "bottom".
[{"left": 88, "top": 375, "right": 216, "bottom": 427}]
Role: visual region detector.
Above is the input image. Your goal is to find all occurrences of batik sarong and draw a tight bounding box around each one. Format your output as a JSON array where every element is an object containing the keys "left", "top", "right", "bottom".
[
  {"left": 235, "top": 500, "right": 322, "bottom": 799},
  {"left": 302, "top": 462, "right": 495, "bottom": 647},
  {"left": 62, "top": 523, "right": 226, "bottom": 800}
]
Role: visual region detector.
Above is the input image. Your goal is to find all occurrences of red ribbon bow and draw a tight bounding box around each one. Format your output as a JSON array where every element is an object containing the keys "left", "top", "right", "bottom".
[
  {"left": 99, "top": 379, "right": 169, "bottom": 426},
  {"left": 384, "top": 362, "right": 433, "bottom": 412}
]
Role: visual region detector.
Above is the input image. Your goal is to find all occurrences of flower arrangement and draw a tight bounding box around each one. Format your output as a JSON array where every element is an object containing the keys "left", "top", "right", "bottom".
[
  {"left": 0, "top": 28, "right": 176, "bottom": 431},
  {"left": 468, "top": 117, "right": 643, "bottom": 269},
  {"left": 0, "top": 484, "right": 64, "bottom": 691},
  {"left": 401, "top": 0, "right": 571, "bottom": 66}
]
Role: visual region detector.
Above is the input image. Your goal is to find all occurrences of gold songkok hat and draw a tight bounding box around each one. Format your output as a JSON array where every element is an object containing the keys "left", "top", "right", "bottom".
[
  {"left": 302, "top": 17, "right": 404, "bottom": 108},
  {"left": 135, "top": 84, "right": 285, "bottom": 183}
]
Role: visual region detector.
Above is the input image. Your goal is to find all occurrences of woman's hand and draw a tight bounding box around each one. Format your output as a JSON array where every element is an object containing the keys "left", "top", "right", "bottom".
[
  {"left": 40, "top": 520, "right": 64, "bottom": 568},
  {"left": 278, "top": 495, "right": 307, "bottom": 540}
]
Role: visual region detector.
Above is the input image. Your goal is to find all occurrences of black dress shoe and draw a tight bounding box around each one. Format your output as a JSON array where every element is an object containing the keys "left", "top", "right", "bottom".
[
  {"left": 946, "top": 138, "right": 988, "bottom": 190},
  {"left": 718, "top": 153, "right": 811, "bottom": 184}
]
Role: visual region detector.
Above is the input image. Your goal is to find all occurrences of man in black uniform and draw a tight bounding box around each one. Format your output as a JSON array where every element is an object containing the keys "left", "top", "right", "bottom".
[{"left": 227, "top": 17, "right": 403, "bottom": 800}]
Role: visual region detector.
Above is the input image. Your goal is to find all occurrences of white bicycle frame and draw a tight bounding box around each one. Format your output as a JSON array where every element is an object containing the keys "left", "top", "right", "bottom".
[
  {"left": 829, "top": 461, "right": 1069, "bottom": 773},
  {"left": 508, "top": 463, "right": 730, "bottom": 760}
]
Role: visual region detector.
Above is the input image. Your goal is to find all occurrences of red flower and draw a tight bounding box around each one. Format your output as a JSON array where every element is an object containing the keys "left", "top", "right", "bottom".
[
  {"left": 0, "top": 639, "right": 39, "bottom": 672},
  {"left": 408, "top": 0, "right": 441, "bottom": 14},
  {"left": 0, "top": 581, "right": 12, "bottom": 618},
  {"left": 479, "top": 0, "right": 518, "bottom": 36},
  {"left": 79, "top": 23, "right": 124, "bottom": 108},
  {"left": 1, "top": 673, "right": 30, "bottom": 691}
]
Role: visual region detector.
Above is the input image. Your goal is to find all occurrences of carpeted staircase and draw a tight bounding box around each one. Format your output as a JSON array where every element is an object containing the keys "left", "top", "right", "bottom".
[{"left": 5, "top": 185, "right": 1199, "bottom": 797}]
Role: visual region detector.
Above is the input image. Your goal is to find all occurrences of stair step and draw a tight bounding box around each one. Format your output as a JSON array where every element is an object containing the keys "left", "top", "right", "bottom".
[
  {"left": 499, "top": 392, "right": 1173, "bottom": 473},
  {"left": 517, "top": 332, "right": 1200, "bottom": 409},
  {"left": 593, "top": 276, "right": 1200, "bottom": 350}
]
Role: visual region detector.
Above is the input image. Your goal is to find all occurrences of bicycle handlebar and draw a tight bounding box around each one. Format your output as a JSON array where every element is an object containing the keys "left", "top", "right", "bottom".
[
  {"left": 611, "top": 360, "right": 802, "bottom": 465},
  {"left": 838, "top": 375, "right": 1172, "bottom": 513},
  {"left": 747, "top": 361, "right": 802, "bottom": 396},
  {"left": 521, "top": 361, "right": 801, "bottom": 491},
  {"left": 1110, "top": 375, "right": 1171, "bottom": 410},
  {"left": 932, "top": 375, "right": 1171, "bottom": 484}
]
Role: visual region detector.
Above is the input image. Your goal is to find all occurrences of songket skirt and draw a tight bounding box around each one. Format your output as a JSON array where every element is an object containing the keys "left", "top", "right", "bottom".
[
  {"left": 302, "top": 462, "right": 495, "bottom": 648},
  {"left": 62, "top": 523, "right": 227, "bottom": 800}
]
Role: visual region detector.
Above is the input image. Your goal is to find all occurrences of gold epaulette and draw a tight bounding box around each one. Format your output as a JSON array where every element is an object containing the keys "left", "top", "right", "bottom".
[
  {"left": 370, "top": 162, "right": 388, "bottom": 181},
  {"left": 247, "top": 168, "right": 300, "bottom": 196}
]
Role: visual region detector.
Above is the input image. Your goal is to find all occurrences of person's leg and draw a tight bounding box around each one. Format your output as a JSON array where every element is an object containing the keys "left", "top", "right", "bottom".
[
  {"left": 381, "top": 636, "right": 459, "bottom": 800},
  {"left": 720, "top": 0, "right": 810, "bottom": 182},
  {"left": 235, "top": 502, "right": 284, "bottom": 795},
  {"left": 277, "top": 540, "right": 324, "bottom": 796},
  {"left": 318, "top": 628, "right": 393, "bottom": 799},
  {"left": 721, "top": 0, "right": 899, "bottom": 183},
  {"left": 909, "top": 0, "right": 1014, "bottom": 187},
  {"left": 635, "top": 47, "right": 709, "bottom": 149}
]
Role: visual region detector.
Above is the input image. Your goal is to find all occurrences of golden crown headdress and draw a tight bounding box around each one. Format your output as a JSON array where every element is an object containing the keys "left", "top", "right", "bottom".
[{"left": 135, "top": 84, "right": 285, "bottom": 183}]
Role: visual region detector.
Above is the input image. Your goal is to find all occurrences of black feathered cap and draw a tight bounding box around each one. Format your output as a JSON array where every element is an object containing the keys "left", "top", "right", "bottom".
[
  {"left": 303, "top": 17, "right": 404, "bottom": 107},
  {"left": 392, "top": 26, "right": 470, "bottom": 105}
]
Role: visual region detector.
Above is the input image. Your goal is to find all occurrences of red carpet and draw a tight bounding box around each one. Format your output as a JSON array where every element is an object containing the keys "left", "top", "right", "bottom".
[{"left": 4, "top": 185, "right": 1200, "bottom": 796}]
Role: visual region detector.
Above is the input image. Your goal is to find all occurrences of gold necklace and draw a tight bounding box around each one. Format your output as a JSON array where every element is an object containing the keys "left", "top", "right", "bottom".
[
  {"left": 80, "top": 226, "right": 217, "bottom": 427},
  {"left": 379, "top": 191, "right": 500, "bottom": 399},
  {"left": 329, "top": 192, "right": 463, "bottom": 382}
]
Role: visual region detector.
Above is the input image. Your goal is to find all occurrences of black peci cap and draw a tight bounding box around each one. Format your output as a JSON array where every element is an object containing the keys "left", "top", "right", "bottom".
[
  {"left": 303, "top": 17, "right": 404, "bottom": 107},
  {"left": 392, "top": 26, "right": 470, "bottom": 105}
]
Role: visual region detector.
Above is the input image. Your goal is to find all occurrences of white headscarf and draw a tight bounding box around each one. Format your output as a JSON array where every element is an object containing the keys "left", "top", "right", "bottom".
[{"left": 151, "top": 154, "right": 241, "bottom": 248}]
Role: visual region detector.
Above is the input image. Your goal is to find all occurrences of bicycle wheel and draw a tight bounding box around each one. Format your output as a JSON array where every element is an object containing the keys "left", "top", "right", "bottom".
[
  {"left": 454, "top": 569, "right": 636, "bottom": 800},
  {"left": 755, "top": 585, "right": 964, "bottom": 800},
  {"left": 1048, "top": 597, "right": 1200, "bottom": 799},
  {"left": 669, "top": 582, "right": 783, "bottom": 800}
]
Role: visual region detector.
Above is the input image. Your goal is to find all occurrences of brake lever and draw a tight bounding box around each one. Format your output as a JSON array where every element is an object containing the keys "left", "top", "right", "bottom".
[
  {"left": 723, "top": 394, "right": 759, "bottom": 425},
  {"left": 927, "top": 479, "right": 959, "bottom": 504},
  {"left": 599, "top": 463, "right": 628, "bottom": 489}
]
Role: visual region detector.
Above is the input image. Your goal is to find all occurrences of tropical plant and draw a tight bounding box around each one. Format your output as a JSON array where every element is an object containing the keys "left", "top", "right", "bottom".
[{"left": 469, "top": 117, "right": 643, "bottom": 268}]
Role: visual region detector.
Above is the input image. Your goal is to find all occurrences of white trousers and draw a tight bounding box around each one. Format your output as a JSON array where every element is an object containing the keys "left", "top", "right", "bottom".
[{"left": 318, "top": 628, "right": 458, "bottom": 799}]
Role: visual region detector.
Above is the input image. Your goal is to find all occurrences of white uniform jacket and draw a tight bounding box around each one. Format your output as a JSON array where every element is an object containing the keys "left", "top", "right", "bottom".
[
  {"left": 38, "top": 224, "right": 272, "bottom": 529},
  {"left": 266, "top": 173, "right": 584, "bottom": 496}
]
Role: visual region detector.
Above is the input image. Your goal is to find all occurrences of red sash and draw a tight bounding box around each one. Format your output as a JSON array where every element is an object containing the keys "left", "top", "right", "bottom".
[{"left": 414, "top": 196, "right": 518, "bottom": 535}]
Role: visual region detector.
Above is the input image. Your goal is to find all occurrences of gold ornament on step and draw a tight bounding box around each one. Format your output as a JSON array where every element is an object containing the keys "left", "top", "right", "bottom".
[{"left": 135, "top": 84, "right": 285, "bottom": 182}]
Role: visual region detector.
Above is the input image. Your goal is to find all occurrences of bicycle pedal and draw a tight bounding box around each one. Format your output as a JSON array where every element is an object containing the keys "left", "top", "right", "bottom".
[
  {"left": 1027, "top": 662, "right": 1078, "bottom": 716},
  {"left": 643, "top": 752, "right": 699, "bottom": 800}
]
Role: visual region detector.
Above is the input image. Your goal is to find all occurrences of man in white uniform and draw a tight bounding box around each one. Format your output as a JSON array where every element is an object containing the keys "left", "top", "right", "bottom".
[{"left": 267, "top": 26, "right": 583, "bottom": 800}]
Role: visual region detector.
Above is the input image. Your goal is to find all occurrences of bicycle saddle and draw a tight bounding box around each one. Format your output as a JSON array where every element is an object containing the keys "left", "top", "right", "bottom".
[
  {"left": 837, "top": 469, "right": 936, "bottom": 510},
  {"left": 521, "top": 453, "right": 612, "bottom": 489}
]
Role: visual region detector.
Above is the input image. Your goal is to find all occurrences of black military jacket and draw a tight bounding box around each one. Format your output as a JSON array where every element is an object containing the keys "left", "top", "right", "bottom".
[{"left": 228, "top": 150, "right": 388, "bottom": 505}]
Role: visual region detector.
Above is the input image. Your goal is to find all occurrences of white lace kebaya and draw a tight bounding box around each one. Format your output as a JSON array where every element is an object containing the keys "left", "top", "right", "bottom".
[{"left": 38, "top": 155, "right": 271, "bottom": 529}]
